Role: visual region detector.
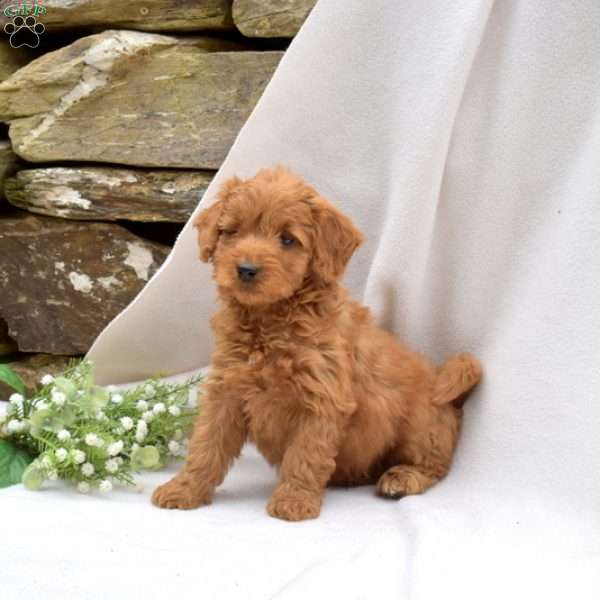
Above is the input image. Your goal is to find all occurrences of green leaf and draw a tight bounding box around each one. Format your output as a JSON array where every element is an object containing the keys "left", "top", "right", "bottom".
[
  {"left": 80, "top": 386, "right": 109, "bottom": 416},
  {"left": 131, "top": 446, "right": 161, "bottom": 470},
  {"left": 0, "top": 364, "right": 25, "bottom": 395},
  {"left": 21, "top": 462, "right": 45, "bottom": 491},
  {"left": 53, "top": 377, "right": 77, "bottom": 399},
  {"left": 0, "top": 440, "right": 33, "bottom": 488},
  {"left": 30, "top": 409, "right": 69, "bottom": 433}
]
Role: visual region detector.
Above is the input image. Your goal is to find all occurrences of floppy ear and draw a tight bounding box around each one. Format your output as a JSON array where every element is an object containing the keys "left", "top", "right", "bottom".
[
  {"left": 193, "top": 176, "right": 242, "bottom": 262},
  {"left": 310, "top": 196, "right": 364, "bottom": 282}
]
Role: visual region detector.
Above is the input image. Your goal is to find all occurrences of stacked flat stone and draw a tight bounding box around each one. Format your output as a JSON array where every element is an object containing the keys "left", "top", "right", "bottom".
[{"left": 0, "top": 1, "right": 312, "bottom": 393}]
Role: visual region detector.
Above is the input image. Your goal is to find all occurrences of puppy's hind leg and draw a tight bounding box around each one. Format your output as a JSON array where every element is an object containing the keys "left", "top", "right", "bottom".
[
  {"left": 376, "top": 406, "right": 461, "bottom": 499},
  {"left": 376, "top": 353, "right": 481, "bottom": 498}
]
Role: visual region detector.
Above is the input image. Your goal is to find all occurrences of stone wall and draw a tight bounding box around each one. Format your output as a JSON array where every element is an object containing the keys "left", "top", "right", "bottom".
[{"left": 0, "top": 0, "right": 316, "bottom": 396}]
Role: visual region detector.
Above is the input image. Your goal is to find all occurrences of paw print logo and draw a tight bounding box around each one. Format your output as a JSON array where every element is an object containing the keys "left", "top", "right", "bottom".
[{"left": 4, "top": 15, "right": 45, "bottom": 49}]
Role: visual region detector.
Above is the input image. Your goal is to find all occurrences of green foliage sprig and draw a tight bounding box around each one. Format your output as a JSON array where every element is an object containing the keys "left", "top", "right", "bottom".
[{"left": 0, "top": 360, "right": 201, "bottom": 494}]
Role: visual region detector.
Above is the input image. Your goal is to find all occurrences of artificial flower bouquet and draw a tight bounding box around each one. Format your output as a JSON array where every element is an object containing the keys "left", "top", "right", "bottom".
[{"left": 0, "top": 360, "right": 201, "bottom": 494}]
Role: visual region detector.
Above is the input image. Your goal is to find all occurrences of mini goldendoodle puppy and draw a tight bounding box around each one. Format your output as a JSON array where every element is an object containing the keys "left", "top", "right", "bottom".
[{"left": 152, "top": 166, "right": 481, "bottom": 521}]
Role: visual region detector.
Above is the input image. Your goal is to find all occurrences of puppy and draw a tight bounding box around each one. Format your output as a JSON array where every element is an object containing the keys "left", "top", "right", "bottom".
[{"left": 152, "top": 166, "right": 481, "bottom": 521}]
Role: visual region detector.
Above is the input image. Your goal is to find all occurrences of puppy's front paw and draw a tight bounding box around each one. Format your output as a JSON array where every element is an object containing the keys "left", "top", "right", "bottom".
[
  {"left": 151, "top": 476, "right": 211, "bottom": 510},
  {"left": 267, "top": 488, "right": 321, "bottom": 521}
]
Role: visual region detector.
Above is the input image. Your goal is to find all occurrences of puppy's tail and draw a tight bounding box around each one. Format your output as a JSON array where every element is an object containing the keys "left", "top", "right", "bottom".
[{"left": 432, "top": 353, "right": 482, "bottom": 408}]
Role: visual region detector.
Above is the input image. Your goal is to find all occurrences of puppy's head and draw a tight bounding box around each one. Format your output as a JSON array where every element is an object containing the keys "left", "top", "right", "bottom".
[{"left": 194, "top": 166, "right": 363, "bottom": 306}]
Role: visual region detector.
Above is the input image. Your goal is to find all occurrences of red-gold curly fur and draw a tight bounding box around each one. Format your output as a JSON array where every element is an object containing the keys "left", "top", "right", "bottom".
[{"left": 152, "top": 166, "right": 482, "bottom": 521}]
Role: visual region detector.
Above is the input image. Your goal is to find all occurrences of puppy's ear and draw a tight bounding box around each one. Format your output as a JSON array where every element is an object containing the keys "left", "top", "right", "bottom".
[
  {"left": 193, "top": 176, "right": 242, "bottom": 262},
  {"left": 310, "top": 196, "right": 364, "bottom": 282}
]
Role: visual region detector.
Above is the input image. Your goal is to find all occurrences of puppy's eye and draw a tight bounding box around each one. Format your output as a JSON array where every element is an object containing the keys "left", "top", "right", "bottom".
[
  {"left": 280, "top": 233, "right": 296, "bottom": 247},
  {"left": 219, "top": 229, "right": 237, "bottom": 237}
]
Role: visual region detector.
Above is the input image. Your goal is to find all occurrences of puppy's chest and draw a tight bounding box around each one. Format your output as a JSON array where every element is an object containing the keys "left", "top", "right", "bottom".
[
  {"left": 237, "top": 335, "right": 298, "bottom": 405},
  {"left": 228, "top": 331, "right": 304, "bottom": 457},
  {"left": 227, "top": 327, "right": 295, "bottom": 377}
]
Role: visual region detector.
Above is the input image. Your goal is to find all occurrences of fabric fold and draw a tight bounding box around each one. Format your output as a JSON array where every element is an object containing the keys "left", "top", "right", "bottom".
[{"left": 77, "top": 1, "right": 600, "bottom": 596}]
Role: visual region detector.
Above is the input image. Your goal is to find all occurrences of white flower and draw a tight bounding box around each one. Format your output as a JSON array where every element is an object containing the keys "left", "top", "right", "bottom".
[
  {"left": 57, "top": 429, "right": 71, "bottom": 441},
  {"left": 71, "top": 449, "right": 86, "bottom": 464},
  {"left": 131, "top": 443, "right": 140, "bottom": 452},
  {"left": 40, "top": 374, "right": 54, "bottom": 385},
  {"left": 7, "top": 396, "right": 24, "bottom": 419},
  {"left": 142, "top": 411, "right": 154, "bottom": 423},
  {"left": 187, "top": 388, "right": 198, "bottom": 408},
  {"left": 48, "top": 470, "right": 58, "bottom": 481},
  {"left": 107, "top": 441, "right": 123, "bottom": 457},
  {"left": 99, "top": 480, "right": 113, "bottom": 493},
  {"left": 168, "top": 405, "right": 181, "bottom": 417},
  {"left": 95, "top": 411, "right": 107, "bottom": 421},
  {"left": 153, "top": 402, "right": 166, "bottom": 415},
  {"left": 173, "top": 429, "right": 183, "bottom": 440},
  {"left": 41, "top": 455, "right": 53, "bottom": 469},
  {"left": 105, "top": 459, "right": 119, "bottom": 473},
  {"left": 77, "top": 481, "right": 90, "bottom": 494},
  {"left": 168, "top": 440, "right": 181, "bottom": 455},
  {"left": 120, "top": 416, "right": 134, "bottom": 431},
  {"left": 51, "top": 390, "right": 67, "bottom": 406},
  {"left": 115, "top": 457, "right": 124, "bottom": 466},
  {"left": 135, "top": 420, "right": 148, "bottom": 443},
  {"left": 85, "top": 433, "right": 102, "bottom": 447},
  {"left": 106, "top": 385, "right": 118, "bottom": 393},
  {"left": 110, "top": 393, "right": 124, "bottom": 405},
  {"left": 143, "top": 384, "right": 155, "bottom": 397},
  {"left": 81, "top": 462, "right": 95, "bottom": 476},
  {"left": 9, "top": 393, "right": 24, "bottom": 405},
  {"left": 36, "top": 401, "right": 49, "bottom": 410},
  {"left": 6, "top": 419, "right": 24, "bottom": 434},
  {"left": 136, "top": 400, "right": 148, "bottom": 412},
  {"left": 55, "top": 448, "right": 68, "bottom": 462}
]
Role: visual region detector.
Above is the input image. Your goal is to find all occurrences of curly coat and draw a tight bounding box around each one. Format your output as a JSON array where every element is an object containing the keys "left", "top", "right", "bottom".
[{"left": 152, "top": 166, "right": 481, "bottom": 521}]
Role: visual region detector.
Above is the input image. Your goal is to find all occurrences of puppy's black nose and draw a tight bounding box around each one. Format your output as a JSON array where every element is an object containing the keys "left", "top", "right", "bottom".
[{"left": 237, "top": 262, "right": 260, "bottom": 282}]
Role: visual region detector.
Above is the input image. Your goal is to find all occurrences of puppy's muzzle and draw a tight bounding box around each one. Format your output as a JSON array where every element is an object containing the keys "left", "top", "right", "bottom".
[{"left": 237, "top": 262, "right": 261, "bottom": 282}]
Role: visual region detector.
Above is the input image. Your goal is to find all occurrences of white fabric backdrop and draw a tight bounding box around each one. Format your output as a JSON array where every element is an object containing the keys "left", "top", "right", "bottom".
[{"left": 4, "top": 0, "right": 600, "bottom": 598}]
